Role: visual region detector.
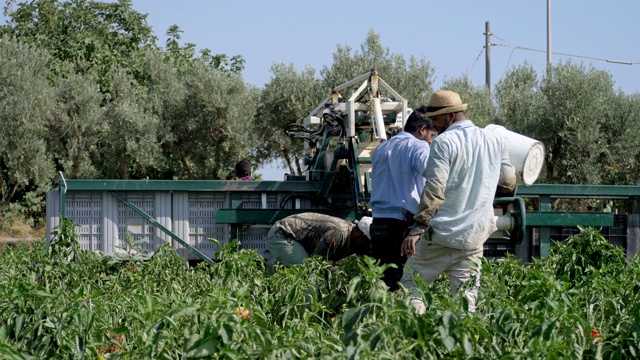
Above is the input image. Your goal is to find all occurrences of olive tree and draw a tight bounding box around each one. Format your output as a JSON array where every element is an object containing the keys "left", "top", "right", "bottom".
[
  {"left": 320, "top": 30, "right": 435, "bottom": 107},
  {"left": 256, "top": 63, "right": 324, "bottom": 175},
  {"left": 599, "top": 91, "right": 640, "bottom": 185},
  {"left": 47, "top": 66, "right": 104, "bottom": 180},
  {"left": 97, "top": 67, "right": 163, "bottom": 179},
  {"left": 159, "top": 60, "right": 258, "bottom": 179},
  {"left": 495, "top": 61, "right": 617, "bottom": 184},
  {"left": 536, "top": 61, "right": 616, "bottom": 184},
  {"left": 494, "top": 62, "right": 545, "bottom": 134},
  {"left": 441, "top": 74, "right": 494, "bottom": 127},
  {"left": 0, "top": 37, "right": 55, "bottom": 207},
  {"left": 1, "top": 0, "right": 157, "bottom": 93}
]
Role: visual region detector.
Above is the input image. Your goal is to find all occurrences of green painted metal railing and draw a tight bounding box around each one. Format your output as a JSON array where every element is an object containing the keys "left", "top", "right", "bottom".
[
  {"left": 56, "top": 172, "right": 640, "bottom": 260},
  {"left": 517, "top": 184, "right": 640, "bottom": 257}
]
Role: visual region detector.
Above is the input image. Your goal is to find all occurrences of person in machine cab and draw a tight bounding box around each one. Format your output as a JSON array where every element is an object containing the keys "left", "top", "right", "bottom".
[{"left": 235, "top": 160, "right": 254, "bottom": 181}]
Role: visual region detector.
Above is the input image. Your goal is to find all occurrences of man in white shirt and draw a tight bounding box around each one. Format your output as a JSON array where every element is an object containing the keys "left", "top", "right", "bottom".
[{"left": 400, "top": 90, "right": 516, "bottom": 313}]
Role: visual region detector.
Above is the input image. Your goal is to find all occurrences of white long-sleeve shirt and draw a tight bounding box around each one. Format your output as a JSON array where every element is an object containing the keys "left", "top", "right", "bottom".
[{"left": 414, "top": 120, "right": 516, "bottom": 250}]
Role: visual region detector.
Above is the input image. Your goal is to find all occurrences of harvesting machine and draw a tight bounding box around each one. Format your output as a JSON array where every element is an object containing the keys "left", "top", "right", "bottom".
[
  {"left": 275, "top": 68, "right": 526, "bottom": 242},
  {"left": 46, "top": 69, "right": 529, "bottom": 264}
]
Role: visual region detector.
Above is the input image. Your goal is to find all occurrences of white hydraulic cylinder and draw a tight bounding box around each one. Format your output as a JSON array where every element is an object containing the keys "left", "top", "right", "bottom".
[
  {"left": 371, "top": 97, "right": 387, "bottom": 141},
  {"left": 494, "top": 215, "right": 514, "bottom": 231}
]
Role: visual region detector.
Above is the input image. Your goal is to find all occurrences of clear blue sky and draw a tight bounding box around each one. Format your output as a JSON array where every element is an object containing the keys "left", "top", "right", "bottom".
[
  {"left": 131, "top": 0, "right": 640, "bottom": 94},
  {"left": 38, "top": 1, "right": 640, "bottom": 179}
]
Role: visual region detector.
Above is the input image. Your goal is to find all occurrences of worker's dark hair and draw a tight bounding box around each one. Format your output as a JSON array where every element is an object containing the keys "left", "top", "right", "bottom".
[
  {"left": 235, "top": 160, "right": 252, "bottom": 177},
  {"left": 403, "top": 106, "right": 435, "bottom": 133}
]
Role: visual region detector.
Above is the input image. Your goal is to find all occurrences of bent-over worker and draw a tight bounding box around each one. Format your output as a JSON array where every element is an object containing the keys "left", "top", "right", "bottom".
[{"left": 266, "top": 213, "right": 372, "bottom": 265}]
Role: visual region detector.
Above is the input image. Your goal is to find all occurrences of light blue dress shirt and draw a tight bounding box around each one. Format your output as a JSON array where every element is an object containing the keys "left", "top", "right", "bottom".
[{"left": 371, "top": 132, "right": 431, "bottom": 220}]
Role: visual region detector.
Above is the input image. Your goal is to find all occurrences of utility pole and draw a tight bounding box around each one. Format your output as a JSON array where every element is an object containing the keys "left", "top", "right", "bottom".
[
  {"left": 547, "top": 0, "right": 551, "bottom": 67},
  {"left": 484, "top": 21, "right": 491, "bottom": 91}
]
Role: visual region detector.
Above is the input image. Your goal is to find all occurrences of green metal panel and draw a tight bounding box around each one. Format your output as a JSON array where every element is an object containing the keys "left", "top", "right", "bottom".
[
  {"left": 527, "top": 212, "right": 614, "bottom": 227},
  {"left": 516, "top": 185, "right": 637, "bottom": 258},
  {"left": 531, "top": 211, "right": 613, "bottom": 258},
  {"left": 62, "top": 179, "right": 323, "bottom": 192},
  {"left": 358, "top": 156, "right": 372, "bottom": 164},
  {"left": 55, "top": 175, "right": 639, "bottom": 261},
  {"left": 518, "top": 184, "right": 640, "bottom": 198},
  {"left": 230, "top": 192, "right": 243, "bottom": 209},
  {"left": 216, "top": 209, "right": 356, "bottom": 225},
  {"left": 539, "top": 195, "right": 552, "bottom": 212},
  {"left": 540, "top": 227, "right": 551, "bottom": 258}
]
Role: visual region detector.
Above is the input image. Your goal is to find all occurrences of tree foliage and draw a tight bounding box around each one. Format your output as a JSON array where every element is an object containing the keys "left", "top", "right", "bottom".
[
  {"left": 99, "top": 67, "right": 163, "bottom": 179},
  {"left": 321, "top": 30, "right": 435, "bottom": 106},
  {"left": 495, "top": 61, "right": 621, "bottom": 184},
  {"left": 0, "top": 0, "right": 253, "bottom": 224},
  {"left": 256, "top": 63, "right": 324, "bottom": 175},
  {"left": 1, "top": 0, "right": 157, "bottom": 92},
  {"left": 442, "top": 74, "right": 494, "bottom": 127},
  {"left": 600, "top": 92, "right": 640, "bottom": 184},
  {"left": 164, "top": 25, "right": 245, "bottom": 75},
  {"left": 0, "top": 37, "right": 55, "bottom": 208},
  {"left": 158, "top": 60, "right": 258, "bottom": 179},
  {"left": 47, "top": 65, "right": 104, "bottom": 179}
]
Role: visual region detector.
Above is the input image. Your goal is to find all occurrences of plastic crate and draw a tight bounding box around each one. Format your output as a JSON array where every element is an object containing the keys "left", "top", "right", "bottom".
[
  {"left": 187, "top": 192, "right": 227, "bottom": 257},
  {"left": 238, "top": 225, "right": 270, "bottom": 258},
  {"left": 483, "top": 243, "right": 515, "bottom": 259},
  {"left": 64, "top": 192, "right": 103, "bottom": 251}
]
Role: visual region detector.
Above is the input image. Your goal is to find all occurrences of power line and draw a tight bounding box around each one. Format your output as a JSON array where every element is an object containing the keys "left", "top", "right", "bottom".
[
  {"left": 468, "top": 46, "right": 485, "bottom": 73},
  {"left": 491, "top": 33, "right": 640, "bottom": 65}
]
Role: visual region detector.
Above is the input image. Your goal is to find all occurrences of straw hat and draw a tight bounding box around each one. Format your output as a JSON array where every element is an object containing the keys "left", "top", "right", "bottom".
[{"left": 426, "top": 90, "right": 468, "bottom": 116}]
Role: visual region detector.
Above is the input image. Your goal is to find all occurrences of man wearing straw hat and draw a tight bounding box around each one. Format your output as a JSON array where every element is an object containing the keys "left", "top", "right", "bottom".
[{"left": 399, "top": 90, "right": 516, "bottom": 314}]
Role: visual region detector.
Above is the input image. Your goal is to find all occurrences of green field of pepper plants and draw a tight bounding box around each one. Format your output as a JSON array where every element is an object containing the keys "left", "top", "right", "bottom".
[{"left": 1, "top": 219, "right": 639, "bottom": 359}]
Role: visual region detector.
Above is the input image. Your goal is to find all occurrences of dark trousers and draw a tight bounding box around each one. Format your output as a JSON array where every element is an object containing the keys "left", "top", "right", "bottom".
[{"left": 370, "top": 217, "right": 412, "bottom": 292}]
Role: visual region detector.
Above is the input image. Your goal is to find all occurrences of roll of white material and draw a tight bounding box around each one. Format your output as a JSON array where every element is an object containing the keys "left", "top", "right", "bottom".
[{"left": 485, "top": 124, "right": 545, "bottom": 186}]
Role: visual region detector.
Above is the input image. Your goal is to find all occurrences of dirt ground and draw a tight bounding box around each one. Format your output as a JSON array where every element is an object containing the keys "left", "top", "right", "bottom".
[{"left": 0, "top": 237, "right": 39, "bottom": 250}]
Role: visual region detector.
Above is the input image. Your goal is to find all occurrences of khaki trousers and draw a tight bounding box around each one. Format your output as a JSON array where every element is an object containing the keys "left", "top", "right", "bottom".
[{"left": 399, "top": 234, "right": 483, "bottom": 313}]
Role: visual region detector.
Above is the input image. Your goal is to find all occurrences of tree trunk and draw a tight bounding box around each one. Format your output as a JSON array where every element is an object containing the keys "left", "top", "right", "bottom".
[
  {"left": 121, "top": 156, "right": 129, "bottom": 179},
  {"left": 294, "top": 155, "right": 303, "bottom": 176},
  {"left": 73, "top": 134, "right": 82, "bottom": 176},
  {"left": 178, "top": 148, "right": 193, "bottom": 179}
]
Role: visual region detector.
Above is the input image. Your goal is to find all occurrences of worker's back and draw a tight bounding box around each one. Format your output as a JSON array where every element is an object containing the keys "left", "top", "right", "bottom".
[{"left": 426, "top": 120, "right": 508, "bottom": 250}]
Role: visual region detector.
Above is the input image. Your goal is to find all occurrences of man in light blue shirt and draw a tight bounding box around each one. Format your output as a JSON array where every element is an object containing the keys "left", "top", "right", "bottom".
[
  {"left": 370, "top": 106, "right": 436, "bottom": 291},
  {"left": 400, "top": 90, "right": 516, "bottom": 313}
]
